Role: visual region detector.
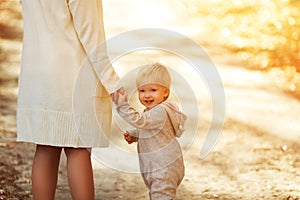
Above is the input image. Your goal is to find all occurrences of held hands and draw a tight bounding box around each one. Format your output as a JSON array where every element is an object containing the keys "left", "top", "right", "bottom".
[{"left": 111, "top": 87, "right": 127, "bottom": 105}]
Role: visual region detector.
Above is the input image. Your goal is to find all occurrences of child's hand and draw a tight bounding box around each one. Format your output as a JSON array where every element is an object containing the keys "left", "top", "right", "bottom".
[{"left": 123, "top": 132, "right": 136, "bottom": 144}]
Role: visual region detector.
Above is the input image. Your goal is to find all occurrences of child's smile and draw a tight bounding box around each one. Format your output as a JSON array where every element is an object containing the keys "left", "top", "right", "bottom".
[{"left": 138, "top": 83, "right": 169, "bottom": 109}]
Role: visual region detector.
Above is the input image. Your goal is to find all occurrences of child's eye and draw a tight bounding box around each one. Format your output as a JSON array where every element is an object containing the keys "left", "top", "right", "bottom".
[
  {"left": 139, "top": 90, "right": 145, "bottom": 93},
  {"left": 151, "top": 89, "right": 157, "bottom": 92}
]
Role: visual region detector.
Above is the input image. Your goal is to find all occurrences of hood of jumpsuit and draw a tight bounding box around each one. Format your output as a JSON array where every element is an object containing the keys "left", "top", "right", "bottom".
[{"left": 161, "top": 102, "right": 187, "bottom": 138}]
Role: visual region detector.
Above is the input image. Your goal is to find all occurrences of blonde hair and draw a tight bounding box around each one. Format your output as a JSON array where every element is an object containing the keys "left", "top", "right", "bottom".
[{"left": 136, "top": 63, "right": 171, "bottom": 89}]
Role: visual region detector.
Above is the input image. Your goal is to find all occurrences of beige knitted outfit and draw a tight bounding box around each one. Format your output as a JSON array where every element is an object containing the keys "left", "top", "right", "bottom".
[{"left": 117, "top": 101, "right": 187, "bottom": 200}]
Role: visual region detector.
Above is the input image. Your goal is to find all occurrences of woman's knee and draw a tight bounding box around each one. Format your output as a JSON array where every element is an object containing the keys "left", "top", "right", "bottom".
[{"left": 63, "top": 147, "right": 91, "bottom": 159}]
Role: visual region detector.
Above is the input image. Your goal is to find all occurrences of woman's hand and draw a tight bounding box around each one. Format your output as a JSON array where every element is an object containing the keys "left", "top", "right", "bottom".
[{"left": 111, "top": 87, "right": 127, "bottom": 105}]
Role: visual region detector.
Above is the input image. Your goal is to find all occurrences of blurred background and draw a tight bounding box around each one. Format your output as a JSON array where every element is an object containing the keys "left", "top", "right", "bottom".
[
  {"left": 1, "top": 0, "right": 300, "bottom": 146},
  {"left": 1, "top": 0, "right": 300, "bottom": 147},
  {"left": 1, "top": 0, "right": 300, "bottom": 199}
]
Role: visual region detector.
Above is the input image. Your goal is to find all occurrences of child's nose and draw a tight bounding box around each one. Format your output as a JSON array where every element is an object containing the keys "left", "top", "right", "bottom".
[{"left": 144, "top": 92, "right": 151, "bottom": 97}]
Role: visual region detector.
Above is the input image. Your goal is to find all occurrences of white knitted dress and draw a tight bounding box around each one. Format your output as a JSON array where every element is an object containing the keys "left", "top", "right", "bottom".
[{"left": 17, "top": 0, "right": 119, "bottom": 147}]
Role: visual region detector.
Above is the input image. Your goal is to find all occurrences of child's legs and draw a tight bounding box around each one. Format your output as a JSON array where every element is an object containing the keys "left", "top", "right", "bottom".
[
  {"left": 32, "top": 145, "right": 62, "bottom": 200},
  {"left": 149, "top": 179, "right": 177, "bottom": 200},
  {"left": 147, "top": 167, "right": 183, "bottom": 200},
  {"left": 64, "top": 147, "right": 94, "bottom": 200}
]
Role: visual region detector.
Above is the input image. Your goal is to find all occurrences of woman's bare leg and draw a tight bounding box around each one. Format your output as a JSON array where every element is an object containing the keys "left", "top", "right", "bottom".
[
  {"left": 64, "top": 147, "right": 94, "bottom": 200},
  {"left": 32, "top": 145, "right": 62, "bottom": 200}
]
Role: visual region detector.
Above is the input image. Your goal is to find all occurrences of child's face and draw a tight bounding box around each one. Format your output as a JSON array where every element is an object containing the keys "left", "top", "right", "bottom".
[{"left": 138, "top": 83, "right": 169, "bottom": 109}]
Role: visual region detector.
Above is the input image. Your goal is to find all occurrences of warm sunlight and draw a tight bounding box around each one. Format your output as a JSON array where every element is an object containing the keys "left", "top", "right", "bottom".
[{"left": 1, "top": 0, "right": 300, "bottom": 199}]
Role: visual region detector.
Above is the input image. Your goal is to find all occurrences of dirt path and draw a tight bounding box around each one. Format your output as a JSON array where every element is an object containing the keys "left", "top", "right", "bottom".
[
  {"left": 3, "top": 66, "right": 300, "bottom": 200},
  {"left": 56, "top": 65, "right": 300, "bottom": 200},
  {"left": 1, "top": 1, "right": 300, "bottom": 200}
]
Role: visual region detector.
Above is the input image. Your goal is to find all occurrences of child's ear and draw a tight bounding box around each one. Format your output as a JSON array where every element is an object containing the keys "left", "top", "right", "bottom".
[{"left": 164, "top": 88, "right": 170, "bottom": 99}]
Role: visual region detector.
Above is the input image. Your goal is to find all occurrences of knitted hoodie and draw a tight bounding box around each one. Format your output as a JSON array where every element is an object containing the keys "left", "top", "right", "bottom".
[{"left": 116, "top": 101, "right": 187, "bottom": 173}]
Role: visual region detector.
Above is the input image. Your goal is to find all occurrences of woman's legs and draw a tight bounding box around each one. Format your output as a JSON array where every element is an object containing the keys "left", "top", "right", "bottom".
[
  {"left": 32, "top": 145, "right": 62, "bottom": 200},
  {"left": 64, "top": 147, "right": 94, "bottom": 200},
  {"left": 31, "top": 146, "right": 94, "bottom": 199}
]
